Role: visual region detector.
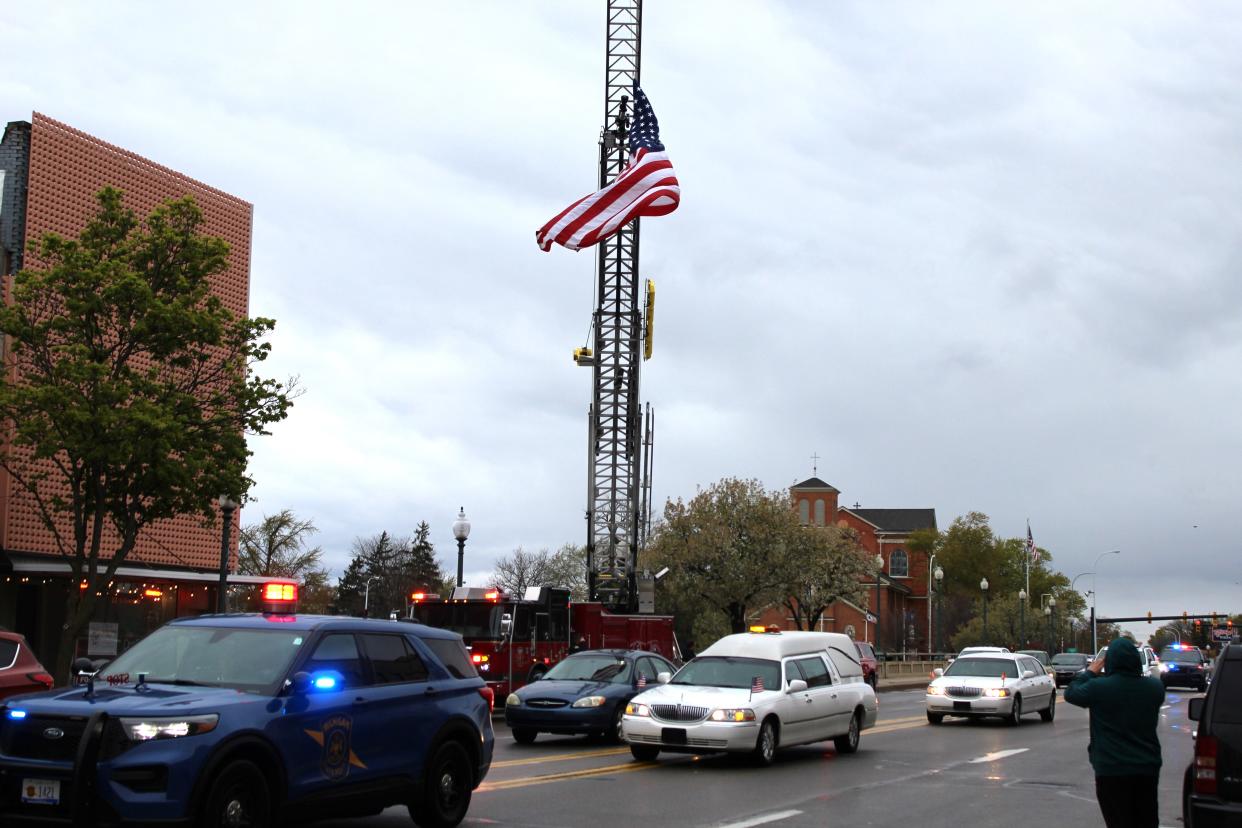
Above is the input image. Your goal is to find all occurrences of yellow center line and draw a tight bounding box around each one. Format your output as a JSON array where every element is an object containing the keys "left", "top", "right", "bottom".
[
  {"left": 479, "top": 760, "right": 655, "bottom": 791},
  {"left": 491, "top": 747, "right": 631, "bottom": 768}
]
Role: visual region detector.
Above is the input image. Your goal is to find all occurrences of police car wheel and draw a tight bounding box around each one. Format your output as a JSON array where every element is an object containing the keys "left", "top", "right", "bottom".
[
  {"left": 201, "top": 760, "right": 271, "bottom": 828},
  {"left": 410, "top": 740, "right": 472, "bottom": 828},
  {"left": 511, "top": 727, "right": 537, "bottom": 745}
]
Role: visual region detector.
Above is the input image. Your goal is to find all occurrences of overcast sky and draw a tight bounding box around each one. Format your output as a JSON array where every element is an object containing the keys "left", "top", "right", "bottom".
[{"left": 4, "top": 1, "right": 1240, "bottom": 630}]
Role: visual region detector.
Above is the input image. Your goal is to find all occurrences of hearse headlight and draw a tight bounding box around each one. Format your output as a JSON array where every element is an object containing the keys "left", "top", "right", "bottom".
[
  {"left": 709, "top": 708, "right": 755, "bottom": 722},
  {"left": 625, "top": 702, "right": 650, "bottom": 717}
]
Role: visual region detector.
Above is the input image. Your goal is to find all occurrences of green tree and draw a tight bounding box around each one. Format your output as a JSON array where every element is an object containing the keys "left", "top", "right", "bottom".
[
  {"left": 0, "top": 188, "right": 293, "bottom": 680},
  {"left": 404, "top": 521, "right": 445, "bottom": 595},
  {"left": 780, "top": 524, "right": 872, "bottom": 631},
  {"left": 335, "top": 555, "right": 369, "bottom": 616},
  {"left": 645, "top": 478, "right": 796, "bottom": 634}
]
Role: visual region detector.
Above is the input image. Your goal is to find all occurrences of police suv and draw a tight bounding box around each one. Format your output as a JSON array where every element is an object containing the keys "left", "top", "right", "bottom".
[{"left": 0, "top": 585, "right": 494, "bottom": 828}]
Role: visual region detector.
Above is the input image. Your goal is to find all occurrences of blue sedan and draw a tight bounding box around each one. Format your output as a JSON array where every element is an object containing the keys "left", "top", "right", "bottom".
[{"left": 505, "top": 649, "right": 677, "bottom": 744}]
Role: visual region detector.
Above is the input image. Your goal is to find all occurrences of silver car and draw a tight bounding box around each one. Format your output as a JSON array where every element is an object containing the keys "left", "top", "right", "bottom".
[
  {"left": 926, "top": 652, "right": 1056, "bottom": 725},
  {"left": 621, "top": 630, "right": 878, "bottom": 765}
]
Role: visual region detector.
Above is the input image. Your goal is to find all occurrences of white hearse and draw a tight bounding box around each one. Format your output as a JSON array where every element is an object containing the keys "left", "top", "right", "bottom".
[{"left": 621, "top": 628, "right": 878, "bottom": 765}]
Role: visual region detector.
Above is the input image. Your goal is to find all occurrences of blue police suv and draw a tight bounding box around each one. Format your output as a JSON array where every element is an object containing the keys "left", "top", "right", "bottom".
[{"left": 0, "top": 586, "right": 494, "bottom": 828}]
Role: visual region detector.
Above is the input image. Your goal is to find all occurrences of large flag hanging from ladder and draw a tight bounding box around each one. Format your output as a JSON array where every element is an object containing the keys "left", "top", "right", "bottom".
[{"left": 536, "top": 86, "right": 680, "bottom": 252}]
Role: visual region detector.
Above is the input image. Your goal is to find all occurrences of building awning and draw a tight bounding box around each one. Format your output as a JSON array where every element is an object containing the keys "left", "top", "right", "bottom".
[{"left": 0, "top": 551, "right": 294, "bottom": 586}]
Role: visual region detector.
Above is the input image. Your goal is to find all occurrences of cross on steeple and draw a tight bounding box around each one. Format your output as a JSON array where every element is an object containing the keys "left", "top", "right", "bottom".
[{"left": 810, "top": 452, "right": 820, "bottom": 476}]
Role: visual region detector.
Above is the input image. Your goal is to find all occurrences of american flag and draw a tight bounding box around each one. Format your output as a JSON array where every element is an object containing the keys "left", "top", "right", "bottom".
[
  {"left": 637, "top": 673, "right": 646, "bottom": 688},
  {"left": 1027, "top": 522, "right": 1039, "bottom": 564},
  {"left": 536, "top": 86, "right": 680, "bottom": 252},
  {"left": 751, "top": 675, "right": 765, "bottom": 694}
]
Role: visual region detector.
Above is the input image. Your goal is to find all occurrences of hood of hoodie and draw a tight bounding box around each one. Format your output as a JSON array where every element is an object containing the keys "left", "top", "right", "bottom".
[{"left": 1105, "top": 637, "right": 1142, "bottom": 676}]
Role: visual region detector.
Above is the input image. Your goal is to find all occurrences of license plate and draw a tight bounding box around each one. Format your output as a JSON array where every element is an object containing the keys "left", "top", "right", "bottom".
[
  {"left": 953, "top": 701, "right": 971, "bottom": 711},
  {"left": 21, "top": 778, "right": 60, "bottom": 805},
  {"left": 661, "top": 727, "right": 687, "bottom": 744}
]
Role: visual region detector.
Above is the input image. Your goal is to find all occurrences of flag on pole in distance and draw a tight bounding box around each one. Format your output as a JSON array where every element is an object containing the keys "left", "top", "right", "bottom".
[
  {"left": 1027, "top": 522, "right": 1039, "bottom": 564},
  {"left": 536, "top": 86, "right": 680, "bottom": 252}
]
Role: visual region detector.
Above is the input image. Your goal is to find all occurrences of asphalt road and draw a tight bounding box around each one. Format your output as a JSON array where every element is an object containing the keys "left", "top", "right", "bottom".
[{"left": 322, "top": 686, "right": 1200, "bottom": 828}]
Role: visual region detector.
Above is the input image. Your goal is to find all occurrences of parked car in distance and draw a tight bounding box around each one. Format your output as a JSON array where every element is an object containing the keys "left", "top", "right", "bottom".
[
  {"left": 505, "top": 649, "right": 678, "bottom": 743},
  {"left": 0, "top": 631, "right": 54, "bottom": 702},
  {"left": 1184, "top": 642, "right": 1242, "bottom": 825},
  {"left": 1050, "top": 652, "right": 1092, "bottom": 687},
  {"left": 622, "top": 629, "right": 877, "bottom": 766},
  {"left": 1161, "top": 644, "right": 1213, "bottom": 692},
  {"left": 854, "top": 641, "right": 878, "bottom": 688},
  {"left": 927, "top": 652, "right": 1056, "bottom": 726}
]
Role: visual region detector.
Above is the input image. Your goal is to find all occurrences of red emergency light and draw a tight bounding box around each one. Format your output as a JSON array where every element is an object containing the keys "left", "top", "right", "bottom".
[
  {"left": 484, "top": 590, "right": 500, "bottom": 601},
  {"left": 264, "top": 583, "right": 297, "bottom": 602},
  {"left": 143, "top": 589, "right": 163, "bottom": 598}
]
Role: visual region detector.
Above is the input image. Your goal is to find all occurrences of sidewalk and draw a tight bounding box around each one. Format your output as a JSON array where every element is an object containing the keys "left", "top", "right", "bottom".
[{"left": 876, "top": 673, "right": 932, "bottom": 692}]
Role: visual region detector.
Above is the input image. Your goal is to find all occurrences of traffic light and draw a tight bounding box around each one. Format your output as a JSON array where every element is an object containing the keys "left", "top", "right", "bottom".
[
  {"left": 1213, "top": 613, "right": 1219, "bottom": 625},
  {"left": 1147, "top": 611, "right": 1152, "bottom": 624},
  {"left": 1183, "top": 611, "right": 1189, "bottom": 623},
  {"left": 1195, "top": 618, "right": 1202, "bottom": 632}
]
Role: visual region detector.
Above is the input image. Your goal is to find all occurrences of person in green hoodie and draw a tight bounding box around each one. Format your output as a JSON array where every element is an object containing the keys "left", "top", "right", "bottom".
[{"left": 1065, "top": 636, "right": 1166, "bottom": 827}]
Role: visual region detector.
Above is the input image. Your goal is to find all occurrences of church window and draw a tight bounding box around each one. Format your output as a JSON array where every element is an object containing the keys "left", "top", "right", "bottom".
[
  {"left": 814, "top": 499, "right": 825, "bottom": 526},
  {"left": 799, "top": 499, "right": 810, "bottom": 525},
  {"left": 890, "top": 548, "right": 909, "bottom": 578}
]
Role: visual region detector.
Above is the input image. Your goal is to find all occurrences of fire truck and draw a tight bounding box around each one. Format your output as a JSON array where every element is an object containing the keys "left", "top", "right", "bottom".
[{"left": 409, "top": 586, "right": 678, "bottom": 697}]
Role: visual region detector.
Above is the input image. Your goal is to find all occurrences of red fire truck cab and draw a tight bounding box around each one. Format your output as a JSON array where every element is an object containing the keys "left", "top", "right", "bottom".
[{"left": 409, "top": 586, "right": 679, "bottom": 697}]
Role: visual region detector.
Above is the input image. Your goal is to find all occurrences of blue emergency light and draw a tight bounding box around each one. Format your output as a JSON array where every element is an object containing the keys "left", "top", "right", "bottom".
[
  {"left": 309, "top": 670, "right": 344, "bottom": 691},
  {"left": 7, "top": 709, "right": 27, "bottom": 720}
]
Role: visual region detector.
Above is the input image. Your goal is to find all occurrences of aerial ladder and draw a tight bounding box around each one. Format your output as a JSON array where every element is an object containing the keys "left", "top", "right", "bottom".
[{"left": 578, "top": 0, "right": 654, "bottom": 612}]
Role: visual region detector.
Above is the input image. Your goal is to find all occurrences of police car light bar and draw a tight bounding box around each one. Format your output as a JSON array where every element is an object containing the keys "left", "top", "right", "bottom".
[{"left": 263, "top": 583, "right": 297, "bottom": 602}]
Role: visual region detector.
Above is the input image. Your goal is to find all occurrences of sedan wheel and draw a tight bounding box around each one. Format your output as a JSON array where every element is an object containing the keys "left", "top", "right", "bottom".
[
  {"left": 1007, "top": 695, "right": 1022, "bottom": 727},
  {"left": 833, "top": 712, "right": 861, "bottom": 754},
  {"left": 927, "top": 711, "right": 944, "bottom": 725},
  {"left": 610, "top": 706, "right": 625, "bottom": 743},
  {"left": 752, "top": 719, "right": 778, "bottom": 767},
  {"left": 1040, "top": 692, "right": 1056, "bottom": 723}
]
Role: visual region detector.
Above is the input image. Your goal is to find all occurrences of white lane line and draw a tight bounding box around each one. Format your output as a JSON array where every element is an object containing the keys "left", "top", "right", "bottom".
[
  {"left": 969, "top": 748, "right": 1030, "bottom": 763},
  {"left": 717, "top": 810, "right": 804, "bottom": 828}
]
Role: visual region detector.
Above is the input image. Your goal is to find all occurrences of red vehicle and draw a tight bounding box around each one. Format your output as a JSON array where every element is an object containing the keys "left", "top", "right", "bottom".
[
  {"left": 855, "top": 640, "right": 878, "bottom": 688},
  {"left": 0, "top": 630, "right": 54, "bottom": 701},
  {"left": 410, "top": 586, "right": 679, "bottom": 697}
]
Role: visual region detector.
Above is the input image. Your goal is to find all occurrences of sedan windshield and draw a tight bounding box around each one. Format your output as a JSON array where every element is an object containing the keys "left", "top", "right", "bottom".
[
  {"left": 543, "top": 655, "right": 631, "bottom": 683},
  {"left": 102, "top": 625, "right": 307, "bottom": 694},
  {"left": 1161, "top": 649, "right": 1204, "bottom": 664},
  {"left": 670, "top": 656, "right": 781, "bottom": 690},
  {"left": 943, "top": 658, "right": 1016, "bottom": 678}
]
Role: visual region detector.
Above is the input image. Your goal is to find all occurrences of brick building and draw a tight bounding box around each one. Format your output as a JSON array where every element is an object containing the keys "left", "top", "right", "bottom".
[
  {"left": 0, "top": 113, "right": 267, "bottom": 666},
  {"left": 757, "top": 477, "right": 938, "bottom": 655}
]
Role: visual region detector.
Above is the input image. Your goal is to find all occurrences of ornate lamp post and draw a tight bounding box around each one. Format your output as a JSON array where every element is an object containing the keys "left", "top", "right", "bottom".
[
  {"left": 933, "top": 566, "right": 944, "bottom": 654},
  {"left": 874, "top": 553, "right": 884, "bottom": 656},
  {"left": 1018, "top": 588, "right": 1027, "bottom": 647},
  {"left": 215, "top": 494, "right": 239, "bottom": 614},
  {"left": 980, "top": 577, "right": 990, "bottom": 642},
  {"left": 452, "top": 507, "right": 471, "bottom": 588},
  {"left": 1047, "top": 596, "right": 1057, "bottom": 651}
]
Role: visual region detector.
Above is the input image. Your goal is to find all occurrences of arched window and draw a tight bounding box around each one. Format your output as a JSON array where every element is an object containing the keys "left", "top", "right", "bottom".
[
  {"left": 814, "top": 499, "right": 825, "bottom": 526},
  {"left": 889, "top": 548, "right": 909, "bottom": 578},
  {"left": 798, "top": 499, "right": 810, "bottom": 525}
]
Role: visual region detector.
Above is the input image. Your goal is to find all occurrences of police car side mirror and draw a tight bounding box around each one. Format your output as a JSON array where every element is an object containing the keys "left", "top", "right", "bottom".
[
  {"left": 290, "top": 671, "right": 312, "bottom": 695},
  {"left": 1188, "top": 697, "right": 1204, "bottom": 722},
  {"left": 786, "top": 679, "right": 808, "bottom": 694},
  {"left": 73, "top": 657, "right": 96, "bottom": 676},
  {"left": 657, "top": 672, "right": 671, "bottom": 685}
]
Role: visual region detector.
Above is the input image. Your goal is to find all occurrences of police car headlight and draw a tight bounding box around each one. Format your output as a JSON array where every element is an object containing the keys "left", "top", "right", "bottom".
[
  {"left": 119, "top": 714, "right": 219, "bottom": 742},
  {"left": 625, "top": 702, "right": 650, "bottom": 717},
  {"left": 709, "top": 708, "right": 755, "bottom": 722},
  {"left": 572, "top": 696, "right": 608, "bottom": 708},
  {"left": 505, "top": 694, "right": 521, "bottom": 707}
]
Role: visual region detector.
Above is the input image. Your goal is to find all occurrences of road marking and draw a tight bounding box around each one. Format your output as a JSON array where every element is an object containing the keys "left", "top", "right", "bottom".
[
  {"left": 716, "top": 810, "right": 804, "bottom": 828},
  {"left": 970, "top": 748, "right": 1029, "bottom": 763},
  {"left": 478, "top": 760, "right": 654, "bottom": 791},
  {"left": 491, "top": 747, "right": 630, "bottom": 768}
]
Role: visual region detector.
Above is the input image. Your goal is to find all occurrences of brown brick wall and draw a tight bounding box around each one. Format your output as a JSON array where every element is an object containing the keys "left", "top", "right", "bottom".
[{"left": 1, "top": 113, "right": 252, "bottom": 571}]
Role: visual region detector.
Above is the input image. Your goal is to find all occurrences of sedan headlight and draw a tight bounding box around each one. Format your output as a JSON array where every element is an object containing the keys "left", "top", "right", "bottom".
[
  {"left": 625, "top": 702, "right": 651, "bottom": 717},
  {"left": 984, "top": 688, "right": 1010, "bottom": 698},
  {"left": 709, "top": 708, "right": 755, "bottom": 722},
  {"left": 118, "top": 715, "right": 219, "bottom": 742},
  {"left": 505, "top": 693, "right": 521, "bottom": 706},
  {"left": 572, "top": 696, "right": 608, "bottom": 708},
  {"left": 927, "top": 685, "right": 945, "bottom": 696}
]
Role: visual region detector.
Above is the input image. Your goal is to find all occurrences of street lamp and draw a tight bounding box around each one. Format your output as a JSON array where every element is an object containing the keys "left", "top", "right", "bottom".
[
  {"left": 1018, "top": 589, "right": 1027, "bottom": 648},
  {"left": 981, "top": 577, "right": 990, "bottom": 642},
  {"left": 1048, "top": 597, "right": 1057, "bottom": 650},
  {"left": 873, "top": 554, "right": 884, "bottom": 657},
  {"left": 364, "top": 576, "right": 380, "bottom": 618},
  {"left": 215, "top": 494, "right": 239, "bottom": 614},
  {"left": 1092, "top": 550, "right": 1121, "bottom": 655},
  {"left": 933, "top": 566, "right": 944, "bottom": 655},
  {"left": 452, "top": 507, "right": 471, "bottom": 588}
]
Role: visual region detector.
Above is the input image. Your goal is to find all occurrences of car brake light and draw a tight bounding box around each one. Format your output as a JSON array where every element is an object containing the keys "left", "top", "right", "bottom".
[
  {"left": 478, "top": 686, "right": 494, "bottom": 711},
  {"left": 26, "top": 672, "right": 54, "bottom": 689},
  {"left": 1194, "top": 734, "right": 1218, "bottom": 795}
]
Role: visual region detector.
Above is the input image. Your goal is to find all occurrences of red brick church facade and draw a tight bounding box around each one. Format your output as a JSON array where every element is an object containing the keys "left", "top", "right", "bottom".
[{"left": 756, "top": 477, "right": 938, "bottom": 655}]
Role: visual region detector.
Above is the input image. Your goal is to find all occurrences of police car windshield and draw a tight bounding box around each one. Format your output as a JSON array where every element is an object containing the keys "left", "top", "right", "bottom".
[
  {"left": 944, "top": 658, "right": 1014, "bottom": 678},
  {"left": 669, "top": 656, "right": 781, "bottom": 690},
  {"left": 1161, "top": 648, "right": 1204, "bottom": 663},
  {"left": 544, "top": 655, "right": 631, "bottom": 683},
  {"left": 103, "top": 626, "right": 306, "bottom": 694}
]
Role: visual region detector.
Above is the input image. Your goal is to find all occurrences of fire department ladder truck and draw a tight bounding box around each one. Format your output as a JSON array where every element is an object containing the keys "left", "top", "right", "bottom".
[{"left": 576, "top": 0, "right": 656, "bottom": 614}]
